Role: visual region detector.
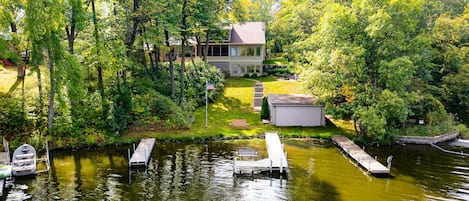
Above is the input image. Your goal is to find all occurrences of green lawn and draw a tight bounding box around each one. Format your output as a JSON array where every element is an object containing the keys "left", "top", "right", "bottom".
[
  {"left": 263, "top": 57, "right": 289, "bottom": 65},
  {"left": 0, "top": 66, "right": 40, "bottom": 94},
  {"left": 120, "top": 77, "right": 354, "bottom": 142}
]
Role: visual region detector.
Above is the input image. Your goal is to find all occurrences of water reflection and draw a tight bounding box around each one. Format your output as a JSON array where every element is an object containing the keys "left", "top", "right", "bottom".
[{"left": 3, "top": 140, "right": 469, "bottom": 200}]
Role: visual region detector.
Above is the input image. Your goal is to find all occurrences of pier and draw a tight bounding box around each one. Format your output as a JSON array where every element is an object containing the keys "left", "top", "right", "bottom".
[
  {"left": 128, "top": 138, "right": 156, "bottom": 167},
  {"left": 233, "top": 132, "right": 288, "bottom": 175},
  {"left": 332, "top": 135, "right": 390, "bottom": 176},
  {"left": 0, "top": 139, "right": 10, "bottom": 196}
]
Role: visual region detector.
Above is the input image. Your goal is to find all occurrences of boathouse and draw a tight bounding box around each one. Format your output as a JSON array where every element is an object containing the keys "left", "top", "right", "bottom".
[{"left": 267, "top": 94, "right": 325, "bottom": 127}]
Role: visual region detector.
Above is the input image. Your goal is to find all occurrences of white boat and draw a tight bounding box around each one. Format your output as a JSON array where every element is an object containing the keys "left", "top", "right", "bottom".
[{"left": 12, "top": 144, "right": 36, "bottom": 176}]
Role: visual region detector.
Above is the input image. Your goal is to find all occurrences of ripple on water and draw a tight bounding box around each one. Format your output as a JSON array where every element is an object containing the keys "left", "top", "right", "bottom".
[{"left": 7, "top": 184, "right": 31, "bottom": 201}]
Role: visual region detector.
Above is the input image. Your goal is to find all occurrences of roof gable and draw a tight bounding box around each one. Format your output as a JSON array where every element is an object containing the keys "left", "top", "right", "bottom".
[{"left": 230, "top": 22, "right": 266, "bottom": 44}]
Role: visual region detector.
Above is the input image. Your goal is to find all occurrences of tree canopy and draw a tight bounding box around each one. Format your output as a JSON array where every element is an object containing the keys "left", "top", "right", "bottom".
[{"left": 271, "top": 0, "right": 468, "bottom": 143}]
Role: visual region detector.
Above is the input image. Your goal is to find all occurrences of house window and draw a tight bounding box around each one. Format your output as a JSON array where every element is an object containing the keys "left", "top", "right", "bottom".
[
  {"left": 247, "top": 47, "right": 255, "bottom": 56},
  {"left": 221, "top": 46, "right": 228, "bottom": 56},
  {"left": 231, "top": 46, "right": 262, "bottom": 57},
  {"left": 212, "top": 46, "right": 221, "bottom": 56},
  {"left": 231, "top": 47, "right": 238, "bottom": 56},
  {"left": 240, "top": 47, "right": 247, "bottom": 56},
  {"left": 247, "top": 65, "right": 255, "bottom": 73}
]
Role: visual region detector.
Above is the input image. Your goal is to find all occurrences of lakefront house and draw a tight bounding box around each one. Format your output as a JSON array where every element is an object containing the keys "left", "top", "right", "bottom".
[{"left": 197, "top": 22, "right": 266, "bottom": 77}]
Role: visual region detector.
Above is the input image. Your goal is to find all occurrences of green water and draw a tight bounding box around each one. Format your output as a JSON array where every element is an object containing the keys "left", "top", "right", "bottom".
[{"left": 4, "top": 140, "right": 469, "bottom": 200}]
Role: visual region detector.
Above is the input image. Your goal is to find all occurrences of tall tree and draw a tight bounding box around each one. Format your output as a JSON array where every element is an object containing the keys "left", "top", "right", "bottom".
[
  {"left": 90, "top": 0, "right": 107, "bottom": 118},
  {"left": 179, "top": 0, "right": 189, "bottom": 107},
  {"left": 25, "top": 0, "right": 65, "bottom": 135}
]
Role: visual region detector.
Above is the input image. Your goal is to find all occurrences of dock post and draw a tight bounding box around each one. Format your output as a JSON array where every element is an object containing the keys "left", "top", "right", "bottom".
[
  {"left": 387, "top": 155, "right": 393, "bottom": 169},
  {"left": 233, "top": 157, "right": 236, "bottom": 174},
  {"left": 46, "top": 141, "right": 50, "bottom": 171},
  {"left": 280, "top": 157, "right": 283, "bottom": 174},
  {"left": 144, "top": 149, "right": 147, "bottom": 167},
  {"left": 269, "top": 160, "right": 272, "bottom": 176},
  {"left": 133, "top": 143, "right": 136, "bottom": 152},
  {"left": 128, "top": 149, "right": 131, "bottom": 167}
]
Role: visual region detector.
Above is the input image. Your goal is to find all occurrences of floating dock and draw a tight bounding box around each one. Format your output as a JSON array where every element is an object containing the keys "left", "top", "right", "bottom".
[
  {"left": 233, "top": 132, "right": 288, "bottom": 175},
  {"left": 332, "top": 135, "right": 390, "bottom": 176},
  {"left": 128, "top": 138, "right": 156, "bottom": 167}
]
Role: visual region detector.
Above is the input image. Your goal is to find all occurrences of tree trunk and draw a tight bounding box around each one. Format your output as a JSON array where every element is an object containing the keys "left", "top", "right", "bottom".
[
  {"left": 66, "top": 25, "right": 75, "bottom": 54},
  {"left": 179, "top": 0, "right": 189, "bottom": 107},
  {"left": 125, "top": 0, "right": 139, "bottom": 50},
  {"left": 140, "top": 46, "right": 149, "bottom": 77},
  {"left": 146, "top": 42, "right": 155, "bottom": 70},
  {"left": 154, "top": 45, "right": 160, "bottom": 69},
  {"left": 165, "top": 29, "right": 175, "bottom": 99},
  {"left": 91, "top": 0, "right": 107, "bottom": 116},
  {"left": 203, "top": 30, "right": 211, "bottom": 62},
  {"left": 36, "top": 67, "right": 44, "bottom": 116},
  {"left": 47, "top": 48, "right": 55, "bottom": 135}
]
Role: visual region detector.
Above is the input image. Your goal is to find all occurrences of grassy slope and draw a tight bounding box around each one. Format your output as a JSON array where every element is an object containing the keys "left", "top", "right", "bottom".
[
  {"left": 120, "top": 77, "right": 354, "bottom": 142},
  {"left": 263, "top": 57, "right": 289, "bottom": 65},
  {"left": 0, "top": 66, "right": 40, "bottom": 94},
  {"left": 0, "top": 66, "right": 354, "bottom": 144}
]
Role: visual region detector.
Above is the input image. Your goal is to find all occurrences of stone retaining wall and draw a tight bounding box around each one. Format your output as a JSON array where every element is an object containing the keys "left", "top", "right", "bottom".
[{"left": 397, "top": 131, "right": 460, "bottom": 144}]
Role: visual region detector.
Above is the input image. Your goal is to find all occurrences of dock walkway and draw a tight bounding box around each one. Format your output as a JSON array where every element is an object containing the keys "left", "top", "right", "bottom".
[
  {"left": 332, "top": 135, "right": 390, "bottom": 176},
  {"left": 233, "top": 132, "right": 288, "bottom": 175},
  {"left": 129, "top": 138, "right": 156, "bottom": 167}
]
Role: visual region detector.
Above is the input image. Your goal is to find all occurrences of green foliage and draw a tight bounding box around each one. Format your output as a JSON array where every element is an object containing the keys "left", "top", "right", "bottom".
[
  {"left": 280, "top": 0, "right": 468, "bottom": 142},
  {"left": 264, "top": 67, "right": 294, "bottom": 76},
  {"left": 0, "top": 94, "right": 33, "bottom": 141},
  {"left": 131, "top": 83, "right": 190, "bottom": 130},
  {"left": 154, "top": 60, "right": 224, "bottom": 112},
  {"left": 260, "top": 96, "right": 269, "bottom": 120}
]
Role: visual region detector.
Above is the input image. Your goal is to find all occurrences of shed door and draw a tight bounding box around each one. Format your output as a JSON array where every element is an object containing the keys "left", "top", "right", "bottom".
[{"left": 275, "top": 106, "right": 322, "bottom": 126}]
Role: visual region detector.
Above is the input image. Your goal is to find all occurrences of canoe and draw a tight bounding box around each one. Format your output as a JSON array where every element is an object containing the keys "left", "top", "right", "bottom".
[{"left": 12, "top": 144, "right": 36, "bottom": 176}]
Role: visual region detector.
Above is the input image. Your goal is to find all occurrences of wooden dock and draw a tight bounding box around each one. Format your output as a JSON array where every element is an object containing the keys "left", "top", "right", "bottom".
[
  {"left": 129, "top": 138, "right": 156, "bottom": 167},
  {"left": 332, "top": 135, "right": 390, "bottom": 176},
  {"left": 233, "top": 132, "right": 288, "bottom": 175}
]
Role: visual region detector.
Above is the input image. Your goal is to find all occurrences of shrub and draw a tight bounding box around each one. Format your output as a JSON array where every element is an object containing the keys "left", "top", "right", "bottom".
[
  {"left": 251, "top": 73, "right": 258, "bottom": 78},
  {"left": 243, "top": 73, "right": 250, "bottom": 78},
  {"left": 0, "top": 94, "right": 34, "bottom": 142},
  {"left": 260, "top": 96, "right": 270, "bottom": 120}
]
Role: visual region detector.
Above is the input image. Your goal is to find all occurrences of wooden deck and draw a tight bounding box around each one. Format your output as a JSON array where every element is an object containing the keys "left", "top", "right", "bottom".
[
  {"left": 233, "top": 132, "right": 288, "bottom": 175},
  {"left": 129, "top": 138, "right": 156, "bottom": 167},
  {"left": 332, "top": 135, "right": 390, "bottom": 176}
]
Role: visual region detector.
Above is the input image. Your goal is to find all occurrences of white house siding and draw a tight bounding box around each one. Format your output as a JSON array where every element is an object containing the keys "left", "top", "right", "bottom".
[
  {"left": 267, "top": 94, "right": 325, "bottom": 127},
  {"left": 272, "top": 105, "right": 324, "bottom": 127}
]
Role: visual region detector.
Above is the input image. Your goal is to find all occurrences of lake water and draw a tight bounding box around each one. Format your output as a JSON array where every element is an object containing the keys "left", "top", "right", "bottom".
[{"left": 3, "top": 139, "right": 469, "bottom": 201}]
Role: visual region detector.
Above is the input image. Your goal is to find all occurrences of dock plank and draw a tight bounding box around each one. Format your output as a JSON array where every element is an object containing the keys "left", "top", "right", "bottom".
[
  {"left": 265, "top": 132, "right": 288, "bottom": 168},
  {"left": 129, "top": 138, "right": 156, "bottom": 167},
  {"left": 332, "top": 135, "right": 390, "bottom": 175}
]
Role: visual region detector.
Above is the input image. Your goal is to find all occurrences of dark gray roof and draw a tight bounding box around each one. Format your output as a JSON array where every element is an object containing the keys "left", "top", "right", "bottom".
[
  {"left": 230, "top": 22, "right": 266, "bottom": 44},
  {"left": 268, "top": 94, "right": 320, "bottom": 106}
]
